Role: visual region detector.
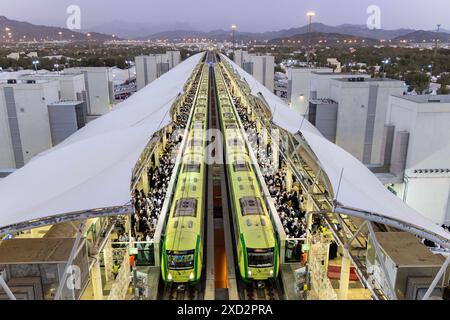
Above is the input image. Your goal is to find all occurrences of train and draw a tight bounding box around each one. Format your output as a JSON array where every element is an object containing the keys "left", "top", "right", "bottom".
[
  {"left": 161, "top": 54, "right": 279, "bottom": 285},
  {"left": 214, "top": 63, "right": 280, "bottom": 282},
  {"left": 160, "top": 61, "right": 209, "bottom": 284}
]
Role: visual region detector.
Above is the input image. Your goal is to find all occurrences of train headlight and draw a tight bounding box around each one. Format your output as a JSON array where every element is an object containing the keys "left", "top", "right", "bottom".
[
  {"left": 189, "top": 272, "right": 195, "bottom": 280},
  {"left": 270, "top": 270, "right": 274, "bottom": 276},
  {"left": 167, "top": 273, "right": 173, "bottom": 281},
  {"left": 248, "top": 270, "right": 252, "bottom": 278}
]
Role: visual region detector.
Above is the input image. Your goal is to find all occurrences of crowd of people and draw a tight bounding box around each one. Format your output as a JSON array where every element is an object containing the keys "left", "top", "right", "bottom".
[
  {"left": 130, "top": 74, "right": 201, "bottom": 241},
  {"left": 232, "top": 94, "right": 307, "bottom": 240},
  {"left": 131, "top": 138, "right": 178, "bottom": 239}
]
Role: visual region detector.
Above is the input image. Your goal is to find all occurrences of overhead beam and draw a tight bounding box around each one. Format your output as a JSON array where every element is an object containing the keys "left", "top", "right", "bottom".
[{"left": 0, "top": 205, "right": 133, "bottom": 236}]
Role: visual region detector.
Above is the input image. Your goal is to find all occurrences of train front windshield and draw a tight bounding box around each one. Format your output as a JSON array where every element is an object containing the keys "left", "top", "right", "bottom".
[
  {"left": 247, "top": 248, "right": 274, "bottom": 268},
  {"left": 167, "top": 250, "right": 195, "bottom": 270}
]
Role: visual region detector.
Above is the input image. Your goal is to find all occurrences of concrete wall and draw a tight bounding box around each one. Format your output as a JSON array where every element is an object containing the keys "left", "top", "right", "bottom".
[
  {"left": 59, "top": 74, "right": 86, "bottom": 101},
  {"left": 0, "top": 81, "right": 59, "bottom": 169},
  {"left": 310, "top": 72, "right": 370, "bottom": 100},
  {"left": 65, "top": 67, "right": 113, "bottom": 115},
  {"left": 233, "top": 50, "right": 250, "bottom": 68},
  {"left": 388, "top": 96, "right": 450, "bottom": 224},
  {"left": 249, "top": 55, "right": 274, "bottom": 92},
  {"left": 330, "top": 79, "right": 404, "bottom": 165},
  {"left": 404, "top": 176, "right": 450, "bottom": 225},
  {"left": 0, "top": 89, "right": 15, "bottom": 168},
  {"left": 48, "top": 102, "right": 83, "bottom": 145},
  {"left": 165, "top": 51, "right": 181, "bottom": 69},
  {"left": 288, "top": 68, "right": 332, "bottom": 115},
  {"left": 21, "top": 73, "right": 86, "bottom": 102},
  {"left": 135, "top": 55, "right": 167, "bottom": 91}
]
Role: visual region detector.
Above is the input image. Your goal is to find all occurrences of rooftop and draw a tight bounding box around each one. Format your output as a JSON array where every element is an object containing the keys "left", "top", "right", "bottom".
[
  {"left": 0, "top": 238, "right": 75, "bottom": 264},
  {"left": 0, "top": 79, "right": 55, "bottom": 85},
  {"left": 48, "top": 100, "right": 84, "bottom": 106},
  {"left": 375, "top": 232, "right": 444, "bottom": 266},
  {"left": 334, "top": 77, "right": 402, "bottom": 82},
  {"left": 392, "top": 94, "right": 450, "bottom": 104},
  {"left": 310, "top": 98, "right": 338, "bottom": 105}
]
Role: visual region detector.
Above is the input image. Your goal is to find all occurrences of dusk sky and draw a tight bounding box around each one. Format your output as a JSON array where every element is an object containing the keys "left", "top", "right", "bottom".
[{"left": 0, "top": 0, "right": 448, "bottom": 32}]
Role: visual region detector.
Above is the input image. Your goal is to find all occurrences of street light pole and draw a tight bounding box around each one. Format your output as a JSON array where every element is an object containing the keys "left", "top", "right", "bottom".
[
  {"left": 32, "top": 60, "right": 39, "bottom": 72},
  {"left": 434, "top": 24, "right": 441, "bottom": 58},
  {"left": 306, "top": 12, "right": 316, "bottom": 67},
  {"left": 231, "top": 25, "right": 237, "bottom": 55},
  {"left": 126, "top": 60, "right": 132, "bottom": 83}
]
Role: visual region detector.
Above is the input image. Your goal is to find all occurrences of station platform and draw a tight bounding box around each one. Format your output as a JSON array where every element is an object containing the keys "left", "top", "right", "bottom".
[{"left": 280, "top": 263, "right": 303, "bottom": 300}]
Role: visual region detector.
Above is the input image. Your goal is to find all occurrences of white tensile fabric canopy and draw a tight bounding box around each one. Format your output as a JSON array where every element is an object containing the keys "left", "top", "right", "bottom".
[
  {"left": 221, "top": 54, "right": 450, "bottom": 245},
  {"left": 0, "top": 53, "right": 203, "bottom": 231}
]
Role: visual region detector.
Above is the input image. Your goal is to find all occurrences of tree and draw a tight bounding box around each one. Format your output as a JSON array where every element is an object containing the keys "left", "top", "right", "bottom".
[
  {"left": 438, "top": 74, "right": 450, "bottom": 94},
  {"left": 405, "top": 72, "right": 429, "bottom": 94}
]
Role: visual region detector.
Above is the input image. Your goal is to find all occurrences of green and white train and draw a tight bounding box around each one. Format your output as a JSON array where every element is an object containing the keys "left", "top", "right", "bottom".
[
  {"left": 161, "top": 62, "right": 209, "bottom": 284},
  {"left": 214, "top": 63, "right": 280, "bottom": 282}
]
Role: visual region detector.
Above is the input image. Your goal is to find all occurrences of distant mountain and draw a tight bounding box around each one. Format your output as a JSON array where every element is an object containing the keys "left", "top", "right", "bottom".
[
  {"left": 87, "top": 20, "right": 194, "bottom": 39},
  {"left": 392, "top": 30, "right": 450, "bottom": 43},
  {"left": 141, "top": 23, "right": 423, "bottom": 42},
  {"left": 269, "top": 32, "right": 378, "bottom": 46},
  {"left": 139, "top": 29, "right": 263, "bottom": 42},
  {"left": 0, "top": 16, "right": 117, "bottom": 41}
]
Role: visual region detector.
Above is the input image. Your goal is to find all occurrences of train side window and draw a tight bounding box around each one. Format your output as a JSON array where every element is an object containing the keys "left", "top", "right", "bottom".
[
  {"left": 239, "top": 197, "right": 262, "bottom": 216},
  {"left": 233, "top": 161, "right": 249, "bottom": 172},
  {"left": 190, "top": 139, "right": 202, "bottom": 147},
  {"left": 228, "top": 138, "right": 242, "bottom": 147},
  {"left": 195, "top": 113, "right": 205, "bottom": 120},
  {"left": 183, "top": 163, "right": 201, "bottom": 173},
  {"left": 193, "top": 122, "right": 203, "bottom": 129},
  {"left": 225, "top": 123, "right": 237, "bottom": 129},
  {"left": 174, "top": 198, "right": 197, "bottom": 217}
]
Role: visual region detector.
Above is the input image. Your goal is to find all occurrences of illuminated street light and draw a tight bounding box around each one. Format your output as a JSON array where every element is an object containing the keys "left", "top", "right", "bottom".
[
  {"left": 32, "top": 60, "right": 40, "bottom": 72},
  {"left": 306, "top": 11, "right": 316, "bottom": 66},
  {"left": 231, "top": 24, "right": 237, "bottom": 52},
  {"left": 125, "top": 60, "right": 133, "bottom": 83}
]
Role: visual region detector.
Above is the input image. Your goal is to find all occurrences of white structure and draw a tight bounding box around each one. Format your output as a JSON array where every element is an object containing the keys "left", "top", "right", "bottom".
[
  {"left": 0, "top": 79, "right": 60, "bottom": 169},
  {"left": 328, "top": 78, "right": 405, "bottom": 165},
  {"left": 135, "top": 55, "right": 168, "bottom": 91},
  {"left": 135, "top": 51, "right": 181, "bottom": 91},
  {"left": 21, "top": 72, "right": 87, "bottom": 102},
  {"left": 233, "top": 49, "right": 250, "bottom": 68},
  {"left": 310, "top": 72, "right": 371, "bottom": 100},
  {"left": 246, "top": 55, "right": 275, "bottom": 92},
  {"left": 64, "top": 67, "right": 114, "bottom": 116},
  {"left": 327, "top": 58, "right": 342, "bottom": 72},
  {"left": 387, "top": 95, "right": 450, "bottom": 225},
  {"left": 287, "top": 67, "right": 333, "bottom": 115},
  {"left": 26, "top": 52, "right": 38, "bottom": 58},
  {"left": 233, "top": 51, "right": 274, "bottom": 91},
  {"left": 6, "top": 53, "right": 20, "bottom": 61},
  {"left": 48, "top": 101, "right": 86, "bottom": 146},
  {"left": 165, "top": 51, "right": 181, "bottom": 69}
]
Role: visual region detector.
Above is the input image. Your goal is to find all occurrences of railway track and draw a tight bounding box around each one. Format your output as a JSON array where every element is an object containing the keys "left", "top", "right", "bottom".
[
  {"left": 241, "top": 280, "right": 282, "bottom": 300},
  {"left": 163, "top": 283, "right": 203, "bottom": 300}
]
